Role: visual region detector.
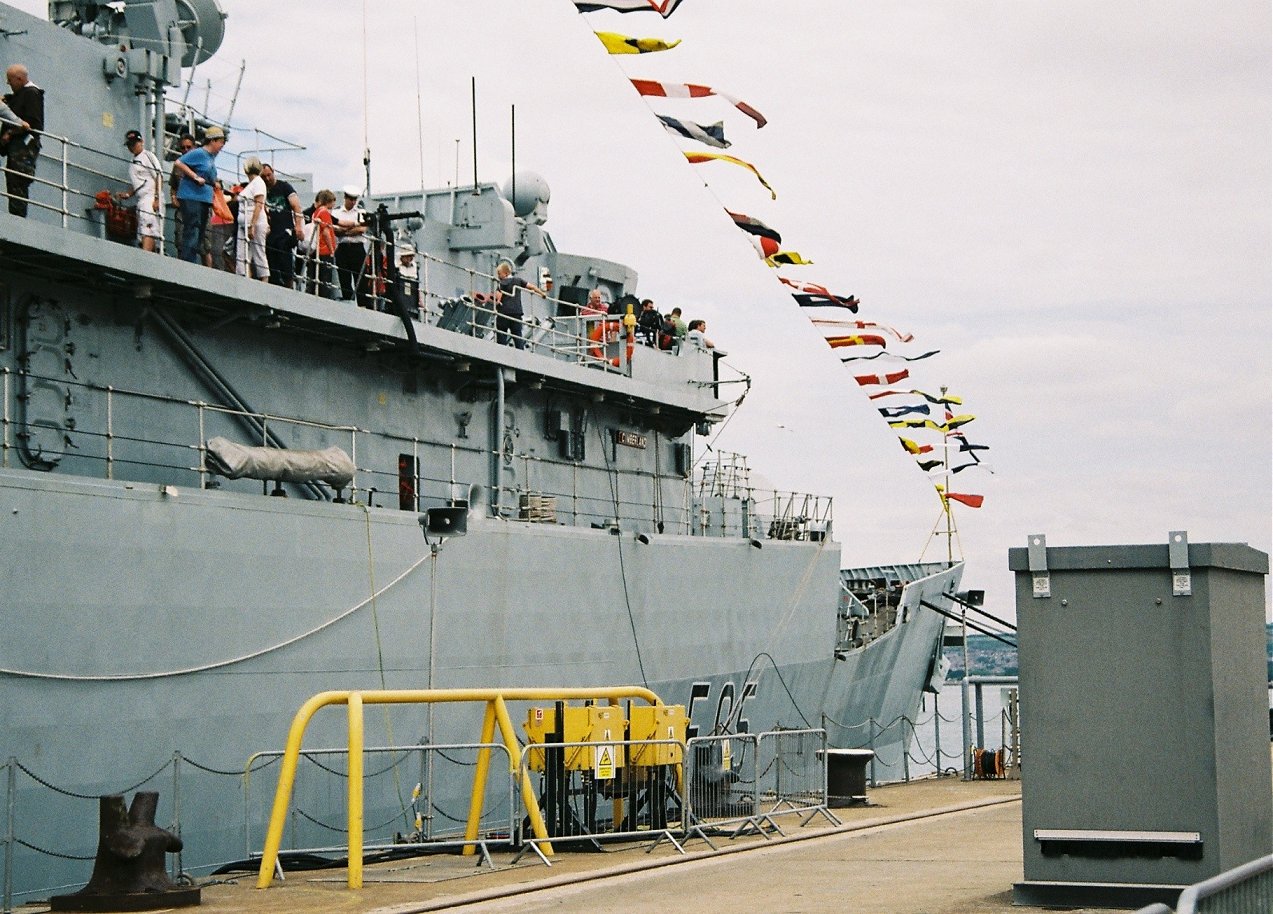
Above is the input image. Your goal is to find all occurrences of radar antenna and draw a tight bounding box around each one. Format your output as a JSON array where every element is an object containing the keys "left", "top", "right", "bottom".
[{"left": 174, "top": 0, "right": 226, "bottom": 67}]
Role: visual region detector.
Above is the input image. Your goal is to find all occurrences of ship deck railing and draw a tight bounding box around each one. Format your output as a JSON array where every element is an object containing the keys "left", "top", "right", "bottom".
[
  {"left": 696, "top": 451, "right": 834, "bottom": 542},
  {"left": 0, "top": 364, "right": 831, "bottom": 542},
  {"left": 0, "top": 127, "right": 721, "bottom": 386},
  {"left": 0, "top": 126, "right": 138, "bottom": 233}
]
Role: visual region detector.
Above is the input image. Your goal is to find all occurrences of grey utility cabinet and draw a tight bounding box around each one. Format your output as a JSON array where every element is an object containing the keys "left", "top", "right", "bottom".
[{"left": 1008, "top": 534, "right": 1271, "bottom": 907}]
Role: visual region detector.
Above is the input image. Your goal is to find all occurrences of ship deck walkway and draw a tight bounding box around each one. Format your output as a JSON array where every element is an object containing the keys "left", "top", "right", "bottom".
[{"left": 32, "top": 776, "right": 1147, "bottom": 914}]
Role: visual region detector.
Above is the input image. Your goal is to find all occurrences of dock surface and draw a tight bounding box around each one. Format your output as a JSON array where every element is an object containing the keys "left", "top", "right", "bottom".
[{"left": 93, "top": 776, "right": 1146, "bottom": 914}]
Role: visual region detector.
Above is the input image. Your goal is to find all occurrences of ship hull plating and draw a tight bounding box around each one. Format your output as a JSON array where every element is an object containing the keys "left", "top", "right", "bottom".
[{"left": 0, "top": 467, "right": 957, "bottom": 897}]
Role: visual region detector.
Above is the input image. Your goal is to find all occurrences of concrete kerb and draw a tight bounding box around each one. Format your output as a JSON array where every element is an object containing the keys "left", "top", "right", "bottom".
[{"left": 362, "top": 791, "right": 1024, "bottom": 914}]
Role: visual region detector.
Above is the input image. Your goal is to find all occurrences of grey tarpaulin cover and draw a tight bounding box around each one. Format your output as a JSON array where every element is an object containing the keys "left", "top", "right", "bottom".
[{"left": 205, "top": 436, "right": 355, "bottom": 488}]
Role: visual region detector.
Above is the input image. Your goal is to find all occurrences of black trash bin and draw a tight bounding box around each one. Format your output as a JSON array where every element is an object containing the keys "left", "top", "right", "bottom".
[{"left": 819, "top": 748, "right": 874, "bottom": 806}]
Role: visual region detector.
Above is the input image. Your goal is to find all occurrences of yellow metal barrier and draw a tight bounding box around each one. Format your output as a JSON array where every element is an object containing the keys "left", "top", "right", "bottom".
[{"left": 255, "top": 687, "right": 663, "bottom": 889}]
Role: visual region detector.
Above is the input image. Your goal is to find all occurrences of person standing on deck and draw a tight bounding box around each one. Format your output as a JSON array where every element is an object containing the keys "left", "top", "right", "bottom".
[
  {"left": 173, "top": 126, "right": 225, "bottom": 263},
  {"left": 332, "top": 185, "right": 367, "bottom": 303},
  {"left": 168, "top": 133, "right": 195, "bottom": 254},
  {"left": 493, "top": 261, "right": 545, "bottom": 350},
  {"left": 117, "top": 130, "right": 163, "bottom": 253},
  {"left": 261, "top": 162, "right": 304, "bottom": 288},
  {"left": 2, "top": 64, "right": 43, "bottom": 218}
]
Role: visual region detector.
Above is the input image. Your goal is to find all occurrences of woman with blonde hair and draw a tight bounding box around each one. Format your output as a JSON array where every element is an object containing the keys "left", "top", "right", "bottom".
[{"left": 236, "top": 156, "right": 269, "bottom": 280}]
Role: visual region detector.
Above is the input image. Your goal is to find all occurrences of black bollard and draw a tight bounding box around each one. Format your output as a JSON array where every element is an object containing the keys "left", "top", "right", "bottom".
[{"left": 50, "top": 791, "right": 201, "bottom": 911}]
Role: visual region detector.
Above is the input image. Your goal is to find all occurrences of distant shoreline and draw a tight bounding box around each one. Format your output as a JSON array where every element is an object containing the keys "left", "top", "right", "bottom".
[{"left": 944, "top": 623, "right": 1273, "bottom": 682}]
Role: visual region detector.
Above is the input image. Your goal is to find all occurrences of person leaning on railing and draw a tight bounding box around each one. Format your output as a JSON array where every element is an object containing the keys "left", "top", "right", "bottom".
[
  {"left": 494, "top": 260, "right": 546, "bottom": 350},
  {"left": 2, "top": 64, "right": 44, "bottom": 218},
  {"left": 304, "top": 189, "right": 337, "bottom": 297}
]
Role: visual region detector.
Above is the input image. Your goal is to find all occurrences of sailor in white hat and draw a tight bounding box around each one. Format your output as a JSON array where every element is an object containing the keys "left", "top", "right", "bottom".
[
  {"left": 396, "top": 244, "right": 418, "bottom": 280},
  {"left": 332, "top": 184, "right": 367, "bottom": 303}
]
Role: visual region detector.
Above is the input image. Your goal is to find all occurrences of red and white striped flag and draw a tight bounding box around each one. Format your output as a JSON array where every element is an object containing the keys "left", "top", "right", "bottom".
[
  {"left": 631, "top": 79, "right": 767, "bottom": 128},
  {"left": 576, "top": 0, "right": 687, "bottom": 17},
  {"left": 854, "top": 368, "right": 910, "bottom": 386}
]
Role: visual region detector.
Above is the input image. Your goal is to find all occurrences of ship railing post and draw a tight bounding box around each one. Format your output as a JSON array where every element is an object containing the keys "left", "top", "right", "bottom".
[
  {"left": 933, "top": 693, "right": 943, "bottom": 776},
  {"left": 350, "top": 428, "right": 360, "bottom": 504},
  {"left": 974, "top": 682, "right": 985, "bottom": 751},
  {"left": 960, "top": 674, "right": 972, "bottom": 780},
  {"left": 867, "top": 718, "right": 877, "bottom": 787},
  {"left": 60, "top": 137, "right": 69, "bottom": 229},
  {"left": 2, "top": 368, "right": 10, "bottom": 469},
  {"left": 100, "top": 385, "right": 112, "bottom": 479},
  {"left": 194, "top": 402, "right": 205, "bottom": 487},
  {"left": 170, "top": 751, "right": 182, "bottom": 882},
  {"left": 901, "top": 717, "right": 910, "bottom": 782},
  {"left": 4, "top": 757, "right": 14, "bottom": 914}
]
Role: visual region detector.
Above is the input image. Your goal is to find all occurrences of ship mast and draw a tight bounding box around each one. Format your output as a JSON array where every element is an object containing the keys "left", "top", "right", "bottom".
[
  {"left": 942, "top": 385, "right": 956, "bottom": 566},
  {"left": 919, "top": 385, "right": 962, "bottom": 566}
]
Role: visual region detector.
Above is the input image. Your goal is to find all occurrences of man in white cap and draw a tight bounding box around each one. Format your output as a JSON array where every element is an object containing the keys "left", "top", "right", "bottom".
[
  {"left": 332, "top": 184, "right": 367, "bottom": 303},
  {"left": 396, "top": 245, "right": 417, "bottom": 280},
  {"left": 117, "top": 130, "right": 163, "bottom": 253}
]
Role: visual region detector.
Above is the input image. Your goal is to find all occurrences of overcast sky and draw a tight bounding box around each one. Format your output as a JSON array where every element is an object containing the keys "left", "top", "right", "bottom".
[{"left": 16, "top": 0, "right": 1269, "bottom": 620}]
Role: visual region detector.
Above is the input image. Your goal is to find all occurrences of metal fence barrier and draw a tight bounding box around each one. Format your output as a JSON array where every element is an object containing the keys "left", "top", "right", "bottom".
[
  {"left": 755, "top": 728, "right": 840, "bottom": 833},
  {"left": 243, "top": 743, "right": 517, "bottom": 872},
  {"left": 513, "top": 739, "right": 687, "bottom": 864},
  {"left": 1134, "top": 853, "right": 1273, "bottom": 914},
  {"left": 683, "top": 733, "right": 761, "bottom": 845}
]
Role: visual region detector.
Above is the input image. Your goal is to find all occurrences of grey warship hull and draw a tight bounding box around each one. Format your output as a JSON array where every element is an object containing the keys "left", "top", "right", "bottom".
[
  {"left": 1, "top": 457, "right": 958, "bottom": 897},
  {"left": 0, "top": 0, "right": 963, "bottom": 901}
]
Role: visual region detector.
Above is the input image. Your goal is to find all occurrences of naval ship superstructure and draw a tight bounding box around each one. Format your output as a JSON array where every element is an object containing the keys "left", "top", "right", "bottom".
[{"left": 0, "top": 0, "right": 963, "bottom": 900}]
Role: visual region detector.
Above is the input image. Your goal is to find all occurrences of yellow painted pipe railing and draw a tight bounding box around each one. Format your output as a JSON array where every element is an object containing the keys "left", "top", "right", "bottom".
[{"left": 255, "top": 687, "right": 662, "bottom": 889}]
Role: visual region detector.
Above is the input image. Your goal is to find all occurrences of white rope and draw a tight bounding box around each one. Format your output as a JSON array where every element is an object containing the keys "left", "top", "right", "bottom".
[{"left": 0, "top": 549, "right": 431, "bottom": 682}]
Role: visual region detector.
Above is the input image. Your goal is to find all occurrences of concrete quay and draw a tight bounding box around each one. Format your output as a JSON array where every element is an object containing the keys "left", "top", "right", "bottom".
[{"left": 128, "top": 775, "right": 1144, "bottom": 914}]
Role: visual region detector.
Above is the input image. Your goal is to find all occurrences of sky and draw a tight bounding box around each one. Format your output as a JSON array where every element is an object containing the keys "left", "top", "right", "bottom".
[{"left": 13, "top": 0, "right": 1269, "bottom": 621}]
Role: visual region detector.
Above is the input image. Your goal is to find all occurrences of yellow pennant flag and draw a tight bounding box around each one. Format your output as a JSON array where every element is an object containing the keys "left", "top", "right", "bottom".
[
  {"left": 596, "top": 31, "right": 682, "bottom": 54},
  {"left": 684, "top": 151, "right": 776, "bottom": 199},
  {"left": 766, "top": 251, "right": 813, "bottom": 266},
  {"left": 888, "top": 415, "right": 976, "bottom": 433}
]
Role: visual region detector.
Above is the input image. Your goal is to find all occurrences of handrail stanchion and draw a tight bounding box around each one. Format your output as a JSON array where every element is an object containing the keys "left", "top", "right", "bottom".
[
  {"left": 934, "top": 694, "right": 943, "bottom": 775},
  {"left": 901, "top": 718, "right": 911, "bottom": 782},
  {"left": 462, "top": 701, "right": 499, "bottom": 854},
  {"left": 974, "top": 681, "right": 985, "bottom": 750},
  {"left": 61, "top": 138, "right": 69, "bottom": 229},
  {"left": 4, "top": 757, "right": 14, "bottom": 914},
  {"left": 867, "top": 718, "right": 877, "bottom": 787},
  {"left": 346, "top": 692, "right": 364, "bottom": 889},
  {"left": 170, "top": 751, "right": 182, "bottom": 882}
]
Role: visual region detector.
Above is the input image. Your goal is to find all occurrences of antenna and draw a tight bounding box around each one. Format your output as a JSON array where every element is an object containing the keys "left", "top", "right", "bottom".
[
  {"left": 470, "top": 76, "right": 479, "bottom": 195},
  {"left": 362, "top": 0, "right": 371, "bottom": 196},
  {"left": 510, "top": 104, "right": 516, "bottom": 208},
  {"left": 414, "top": 18, "right": 425, "bottom": 201},
  {"left": 223, "top": 59, "right": 245, "bottom": 126}
]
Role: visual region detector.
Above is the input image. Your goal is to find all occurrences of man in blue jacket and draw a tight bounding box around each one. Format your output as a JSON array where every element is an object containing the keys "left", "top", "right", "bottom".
[{"left": 172, "top": 126, "right": 226, "bottom": 263}]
